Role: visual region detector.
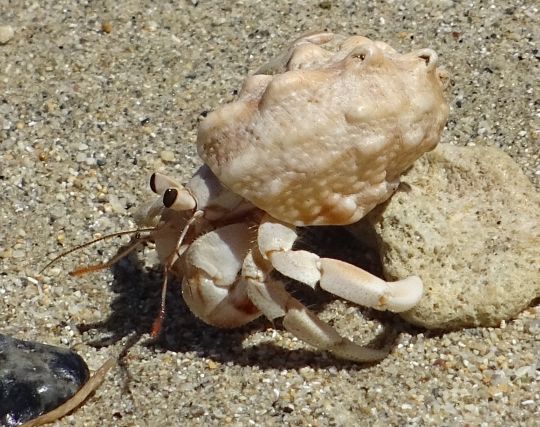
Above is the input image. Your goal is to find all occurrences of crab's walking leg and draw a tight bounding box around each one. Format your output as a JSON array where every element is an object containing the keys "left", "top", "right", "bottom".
[
  {"left": 240, "top": 215, "right": 423, "bottom": 361},
  {"left": 257, "top": 217, "right": 423, "bottom": 313},
  {"left": 242, "top": 252, "right": 388, "bottom": 362}
]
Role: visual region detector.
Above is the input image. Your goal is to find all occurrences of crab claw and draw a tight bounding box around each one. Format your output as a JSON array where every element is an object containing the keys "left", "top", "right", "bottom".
[{"left": 182, "top": 223, "right": 261, "bottom": 328}]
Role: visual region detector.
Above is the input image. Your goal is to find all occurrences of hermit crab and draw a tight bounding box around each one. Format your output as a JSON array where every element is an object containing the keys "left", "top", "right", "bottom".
[{"left": 76, "top": 32, "right": 449, "bottom": 362}]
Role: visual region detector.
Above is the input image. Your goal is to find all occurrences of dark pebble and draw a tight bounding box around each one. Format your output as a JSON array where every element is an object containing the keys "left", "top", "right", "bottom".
[{"left": 0, "top": 334, "right": 89, "bottom": 427}]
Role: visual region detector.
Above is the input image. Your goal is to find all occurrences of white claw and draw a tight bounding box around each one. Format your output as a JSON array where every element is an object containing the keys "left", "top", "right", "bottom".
[{"left": 182, "top": 223, "right": 261, "bottom": 328}]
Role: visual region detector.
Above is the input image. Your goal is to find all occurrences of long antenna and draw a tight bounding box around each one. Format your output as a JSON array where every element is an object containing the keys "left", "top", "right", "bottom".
[
  {"left": 39, "top": 228, "right": 155, "bottom": 274},
  {"left": 69, "top": 238, "right": 147, "bottom": 276}
]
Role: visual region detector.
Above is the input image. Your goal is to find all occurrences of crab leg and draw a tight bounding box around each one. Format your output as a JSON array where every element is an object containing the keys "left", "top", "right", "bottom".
[
  {"left": 181, "top": 220, "right": 387, "bottom": 361},
  {"left": 242, "top": 252, "right": 388, "bottom": 362},
  {"left": 257, "top": 217, "right": 423, "bottom": 313}
]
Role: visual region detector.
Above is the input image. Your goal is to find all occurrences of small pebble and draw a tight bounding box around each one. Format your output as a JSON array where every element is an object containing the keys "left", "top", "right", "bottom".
[
  {"left": 319, "top": 1, "right": 332, "bottom": 9},
  {"left": 101, "top": 22, "right": 112, "bottom": 34},
  {"left": 11, "top": 250, "right": 26, "bottom": 259},
  {"left": 0, "top": 25, "right": 14, "bottom": 44},
  {"left": 160, "top": 150, "right": 175, "bottom": 162}
]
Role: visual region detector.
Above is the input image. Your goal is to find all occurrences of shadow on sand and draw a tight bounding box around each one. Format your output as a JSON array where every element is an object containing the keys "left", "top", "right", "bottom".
[{"left": 76, "top": 224, "right": 424, "bottom": 371}]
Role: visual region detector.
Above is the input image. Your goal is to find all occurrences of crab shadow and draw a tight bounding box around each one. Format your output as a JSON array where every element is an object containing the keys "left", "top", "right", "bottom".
[{"left": 77, "top": 222, "right": 424, "bottom": 371}]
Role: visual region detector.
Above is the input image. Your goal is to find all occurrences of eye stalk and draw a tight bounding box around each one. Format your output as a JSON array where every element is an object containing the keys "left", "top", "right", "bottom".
[
  {"left": 150, "top": 172, "right": 196, "bottom": 211},
  {"left": 163, "top": 187, "right": 197, "bottom": 211},
  {"left": 150, "top": 172, "right": 179, "bottom": 194}
]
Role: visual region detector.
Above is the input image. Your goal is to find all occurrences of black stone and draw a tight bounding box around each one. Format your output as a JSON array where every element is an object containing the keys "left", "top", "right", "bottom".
[{"left": 0, "top": 334, "right": 89, "bottom": 427}]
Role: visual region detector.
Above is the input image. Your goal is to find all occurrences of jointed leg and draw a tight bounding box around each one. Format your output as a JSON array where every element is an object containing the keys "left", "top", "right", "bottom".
[
  {"left": 242, "top": 252, "right": 387, "bottom": 362},
  {"left": 242, "top": 215, "right": 423, "bottom": 361},
  {"left": 257, "top": 216, "right": 423, "bottom": 313}
]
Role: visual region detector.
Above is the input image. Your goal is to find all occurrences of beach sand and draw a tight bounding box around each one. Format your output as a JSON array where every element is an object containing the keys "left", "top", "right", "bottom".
[{"left": 0, "top": 1, "right": 538, "bottom": 425}]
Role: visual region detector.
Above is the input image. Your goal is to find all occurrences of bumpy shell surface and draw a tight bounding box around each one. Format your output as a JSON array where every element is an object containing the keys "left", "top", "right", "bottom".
[{"left": 197, "top": 32, "right": 449, "bottom": 226}]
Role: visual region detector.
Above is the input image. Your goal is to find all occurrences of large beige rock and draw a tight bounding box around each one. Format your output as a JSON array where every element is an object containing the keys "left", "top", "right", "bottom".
[{"left": 362, "top": 144, "right": 540, "bottom": 329}]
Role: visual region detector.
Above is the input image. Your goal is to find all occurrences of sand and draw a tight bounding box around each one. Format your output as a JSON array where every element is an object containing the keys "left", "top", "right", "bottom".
[{"left": 0, "top": 1, "right": 538, "bottom": 426}]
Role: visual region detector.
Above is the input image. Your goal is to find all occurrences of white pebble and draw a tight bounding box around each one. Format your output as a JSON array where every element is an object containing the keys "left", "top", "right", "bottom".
[
  {"left": 160, "top": 150, "right": 175, "bottom": 162},
  {"left": 108, "top": 194, "right": 125, "bottom": 214},
  {"left": 0, "top": 25, "right": 14, "bottom": 44},
  {"left": 12, "top": 250, "right": 26, "bottom": 258}
]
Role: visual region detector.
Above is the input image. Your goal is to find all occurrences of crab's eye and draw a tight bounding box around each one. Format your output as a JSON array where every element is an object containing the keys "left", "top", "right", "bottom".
[
  {"left": 150, "top": 173, "right": 158, "bottom": 194},
  {"left": 162, "top": 187, "right": 197, "bottom": 211},
  {"left": 163, "top": 188, "right": 178, "bottom": 208}
]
